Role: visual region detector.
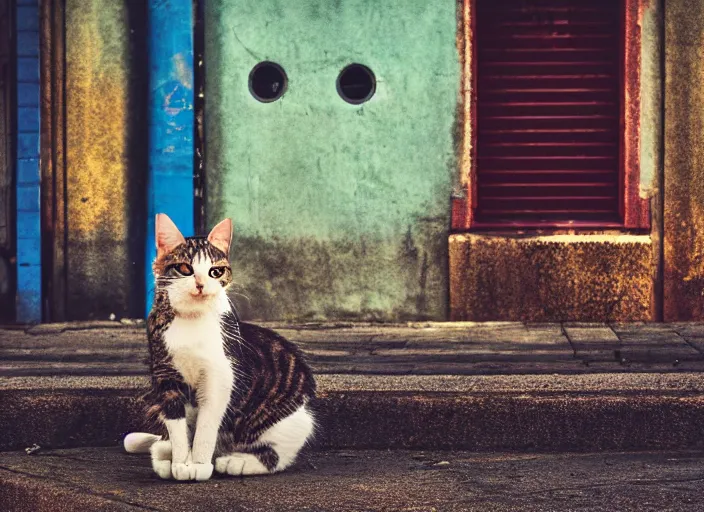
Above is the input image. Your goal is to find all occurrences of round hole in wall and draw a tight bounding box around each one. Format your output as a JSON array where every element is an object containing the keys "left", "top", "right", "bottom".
[
  {"left": 337, "top": 63, "right": 375, "bottom": 104},
  {"left": 249, "top": 61, "right": 287, "bottom": 102}
]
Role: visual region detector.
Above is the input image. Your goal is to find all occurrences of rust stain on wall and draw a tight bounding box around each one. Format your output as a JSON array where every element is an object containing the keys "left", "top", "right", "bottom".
[
  {"left": 450, "top": 234, "right": 654, "bottom": 322},
  {"left": 622, "top": 0, "right": 650, "bottom": 228},
  {"left": 663, "top": 0, "right": 704, "bottom": 321},
  {"left": 453, "top": 0, "right": 474, "bottom": 230}
]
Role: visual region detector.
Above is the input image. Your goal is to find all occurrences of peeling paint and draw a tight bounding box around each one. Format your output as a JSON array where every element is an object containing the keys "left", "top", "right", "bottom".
[
  {"left": 162, "top": 82, "right": 189, "bottom": 116},
  {"left": 172, "top": 52, "right": 193, "bottom": 89},
  {"left": 453, "top": 0, "right": 474, "bottom": 229},
  {"left": 622, "top": 0, "right": 650, "bottom": 227}
]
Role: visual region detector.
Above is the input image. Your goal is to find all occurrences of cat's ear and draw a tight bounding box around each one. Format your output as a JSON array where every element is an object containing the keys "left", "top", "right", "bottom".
[
  {"left": 155, "top": 213, "right": 186, "bottom": 259},
  {"left": 207, "top": 218, "right": 232, "bottom": 255}
]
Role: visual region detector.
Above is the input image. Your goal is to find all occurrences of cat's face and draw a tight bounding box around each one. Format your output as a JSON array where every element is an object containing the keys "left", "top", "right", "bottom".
[{"left": 153, "top": 214, "right": 233, "bottom": 316}]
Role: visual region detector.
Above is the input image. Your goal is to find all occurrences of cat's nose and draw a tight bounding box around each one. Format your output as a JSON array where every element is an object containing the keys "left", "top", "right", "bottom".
[{"left": 195, "top": 282, "right": 204, "bottom": 292}]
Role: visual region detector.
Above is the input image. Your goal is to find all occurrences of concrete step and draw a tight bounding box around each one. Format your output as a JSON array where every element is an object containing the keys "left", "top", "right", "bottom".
[
  {"left": 2, "top": 373, "right": 704, "bottom": 453},
  {"left": 1, "top": 447, "right": 702, "bottom": 511},
  {"left": 2, "top": 323, "right": 704, "bottom": 455}
]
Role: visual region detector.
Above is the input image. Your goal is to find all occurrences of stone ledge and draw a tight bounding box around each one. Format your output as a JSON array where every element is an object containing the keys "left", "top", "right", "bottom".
[{"left": 450, "top": 234, "right": 654, "bottom": 322}]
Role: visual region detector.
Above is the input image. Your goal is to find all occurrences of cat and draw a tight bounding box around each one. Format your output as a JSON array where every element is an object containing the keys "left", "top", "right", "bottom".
[{"left": 123, "top": 213, "right": 316, "bottom": 481}]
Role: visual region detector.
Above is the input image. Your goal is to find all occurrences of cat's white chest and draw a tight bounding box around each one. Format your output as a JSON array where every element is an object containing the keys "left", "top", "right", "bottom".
[{"left": 164, "top": 314, "right": 232, "bottom": 390}]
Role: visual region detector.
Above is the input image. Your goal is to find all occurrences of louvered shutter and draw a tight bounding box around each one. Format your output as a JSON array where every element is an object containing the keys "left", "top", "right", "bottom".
[{"left": 475, "top": 0, "right": 621, "bottom": 225}]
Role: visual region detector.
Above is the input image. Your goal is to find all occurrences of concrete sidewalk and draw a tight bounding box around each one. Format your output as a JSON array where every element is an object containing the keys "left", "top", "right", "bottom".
[
  {"left": 1, "top": 447, "right": 703, "bottom": 511},
  {"left": 2, "top": 321, "right": 704, "bottom": 376}
]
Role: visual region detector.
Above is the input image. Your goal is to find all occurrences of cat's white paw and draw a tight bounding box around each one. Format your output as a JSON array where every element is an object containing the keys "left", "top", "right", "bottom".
[
  {"left": 192, "top": 463, "right": 213, "bottom": 481},
  {"left": 215, "top": 455, "right": 244, "bottom": 475},
  {"left": 172, "top": 462, "right": 213, "bottom": 481},
  {"left": 150, "top": 440, "right": 173, "bottom": 479},
  {"left": 215, "top": 454, "right": 269, "bottom": 476},
  {"left": 152, "top": 459, "right": 172, "bottom": 479}
]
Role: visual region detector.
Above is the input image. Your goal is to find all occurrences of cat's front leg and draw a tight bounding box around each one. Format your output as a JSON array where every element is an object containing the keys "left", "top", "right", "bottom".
[
  {"left": 166, "top": 415, "right": 212, "bottom": 481},
  {"left": 165, "top": 417, "right": 191, "bottom": 476},
  {"left": 148, "top": 381, "right": 191, "bottom": 480},
  {"left": 187, "top": 368, "right": 233, "bottom": 481}
]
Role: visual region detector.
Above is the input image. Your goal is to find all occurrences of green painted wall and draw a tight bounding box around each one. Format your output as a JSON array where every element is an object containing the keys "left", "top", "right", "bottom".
[{"left": 205, "top": 0, "right": 460, "bottom": 321}]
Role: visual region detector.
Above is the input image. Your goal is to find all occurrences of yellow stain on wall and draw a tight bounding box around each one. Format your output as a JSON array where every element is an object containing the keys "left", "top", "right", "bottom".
[{"left": 65, "top": 0, "right": 129, "bottom": 239}]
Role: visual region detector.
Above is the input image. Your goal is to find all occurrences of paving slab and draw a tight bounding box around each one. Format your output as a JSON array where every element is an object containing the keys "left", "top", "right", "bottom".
[
  {"left": 617, "top": 343, "right": 702, "bottom": 363},
  {"left": 1, "top": 448, "right": 703, "bottom": 511},
  {"left": 672, "top": 323, "right": 704, "bottom": 338},
  {"left": 564, "top": 326, "right": 619, "bottom": 343},
  {"left": 612, "top": 325, "right": 701, "bottom": 363},
  {"left": 671, "top": 324, "right": 704, "bottom": 355},
  {"left": 685, "top": 339, "right": 704, "bottom": 354},
  {"left": 610, "top": 323, "right": 687, "bottom": 344},
  {"left": 564, "top": 326, "right": 620, "bottom": 362}
]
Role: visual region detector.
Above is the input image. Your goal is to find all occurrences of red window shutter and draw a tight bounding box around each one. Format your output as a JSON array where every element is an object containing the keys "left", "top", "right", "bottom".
[{"left": 475, "top": 0, "right": 622, "bottom": 225}]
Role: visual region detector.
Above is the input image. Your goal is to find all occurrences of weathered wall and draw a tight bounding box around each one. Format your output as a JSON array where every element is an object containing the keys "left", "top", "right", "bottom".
[
  {"left": 0, "top": 0, "right": 13, "bottom": 321},
  {"left": 205, "top": 0, "right": 460, "bottom": 321},
  {"left": 449, "top": 1, "right": 666, "bottom": 322},
  {"left": 663, "top": 0, "right": 704, "bottom": 320},
  {"left": 639, "top": 0, "right": 663, "bottom": 198},
  {"left": 450, "top": 234, "right": 654, "bottom": 322},
  {"left": 639, "top": 0, "right": 664, "bottom": 320},
  {"left": 65, "top": 0, "right": 146, "bottom": 319}
]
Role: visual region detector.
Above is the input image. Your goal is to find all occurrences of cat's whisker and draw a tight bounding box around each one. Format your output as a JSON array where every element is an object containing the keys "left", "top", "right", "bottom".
[{"left": 228, "top": 292, "right": 252, "bottom": 304}]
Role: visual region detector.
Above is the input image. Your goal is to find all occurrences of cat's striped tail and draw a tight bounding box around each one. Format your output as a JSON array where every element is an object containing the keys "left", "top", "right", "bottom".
[{"left": 123, "top": 432, "right": 162, "bottom": 454}]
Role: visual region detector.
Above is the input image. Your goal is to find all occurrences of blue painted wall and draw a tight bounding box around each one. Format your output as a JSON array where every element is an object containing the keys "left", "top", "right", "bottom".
[
  {"left": 145, "top": 0, "right": 195, "bottom": 315},
  {"left": 15, "top": 0, "right": 41, "bottom": 323}
]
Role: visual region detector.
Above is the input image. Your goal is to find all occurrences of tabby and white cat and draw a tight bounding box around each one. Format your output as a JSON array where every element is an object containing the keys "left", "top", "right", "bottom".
[{"left": 123, "top": 214, "right": 316, "bottom": 481}]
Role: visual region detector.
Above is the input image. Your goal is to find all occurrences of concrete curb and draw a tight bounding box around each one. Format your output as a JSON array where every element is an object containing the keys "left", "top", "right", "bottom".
[{"left": 3, "top": 378, "right": 704, "bottom": 453}]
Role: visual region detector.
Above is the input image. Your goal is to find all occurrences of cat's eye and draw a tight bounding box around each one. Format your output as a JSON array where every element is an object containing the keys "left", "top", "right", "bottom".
[
  {"left": 209, "top": 267, "right": 226, "bottom": 279},
  {"left": 172, "top": 263, "right": 193, "bottom": 276}
]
